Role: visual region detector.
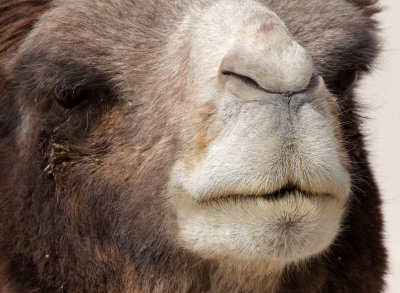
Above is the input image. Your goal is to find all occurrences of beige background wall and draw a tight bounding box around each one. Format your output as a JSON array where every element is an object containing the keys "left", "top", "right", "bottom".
[{"left": 358, "top": 0, "right": 400, "bottom": 291}]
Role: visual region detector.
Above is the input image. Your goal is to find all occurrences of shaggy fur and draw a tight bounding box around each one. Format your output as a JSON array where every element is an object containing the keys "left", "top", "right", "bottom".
[{"left": 0, "top": 0, "right": 386, "bottom": 292}]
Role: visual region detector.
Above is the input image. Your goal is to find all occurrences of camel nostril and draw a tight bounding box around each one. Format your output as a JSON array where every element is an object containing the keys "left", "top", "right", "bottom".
[
  {"left": 333, "top": 69, "right": 358, "bottom": 94},
  {"left": 306, "top": 74, "right": 320, "bottom": 92},
  {"left": 221, "top": 70, "right": 272, "bottom": 93},
  {"left": 221, "top": 69, "right": 320, "bottom": 97}
]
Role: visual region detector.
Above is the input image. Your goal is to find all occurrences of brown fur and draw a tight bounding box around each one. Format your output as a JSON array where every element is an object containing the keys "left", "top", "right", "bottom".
[{"left": 0, "top": 0, "right": 386, "bottom": 292}]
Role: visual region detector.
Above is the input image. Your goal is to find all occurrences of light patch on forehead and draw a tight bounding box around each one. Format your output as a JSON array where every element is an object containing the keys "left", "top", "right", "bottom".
[{"left": 257, "top": 22, "right": 280, "bottom": 33}]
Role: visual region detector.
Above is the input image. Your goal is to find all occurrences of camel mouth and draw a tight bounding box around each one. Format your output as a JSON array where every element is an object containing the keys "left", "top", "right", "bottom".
[
  {"left": 173, "top": 181, "right": 344, "bottom": 262},
  {"left": 198, "top": 184, "right": 331, "bottom": 204},
  {"left": 261, "top": 184, "right": 326, "bottom": 200}
]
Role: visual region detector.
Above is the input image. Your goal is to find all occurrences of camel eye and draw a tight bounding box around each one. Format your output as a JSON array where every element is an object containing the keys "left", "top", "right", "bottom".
[
  {"left": 334, "top": 69, "right": 358, "bottom": 94},
  {"left": 54, "top": 85, "right": 89, "bottom": 108}
]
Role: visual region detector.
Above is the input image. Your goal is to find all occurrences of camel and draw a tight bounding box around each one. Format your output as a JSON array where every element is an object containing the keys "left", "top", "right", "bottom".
[{"left": 0, "top": 0, "right": 386, "bottom": 292}]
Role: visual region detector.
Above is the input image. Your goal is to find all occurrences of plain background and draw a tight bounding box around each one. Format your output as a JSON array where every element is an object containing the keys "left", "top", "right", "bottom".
[{"left": 357, "top": 0, "right": 400, "bottom": 291}]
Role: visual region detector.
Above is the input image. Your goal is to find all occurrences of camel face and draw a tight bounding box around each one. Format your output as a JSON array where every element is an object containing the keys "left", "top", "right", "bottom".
[{"left": 0, "top": 0, "right": 386, "bottom": 292}]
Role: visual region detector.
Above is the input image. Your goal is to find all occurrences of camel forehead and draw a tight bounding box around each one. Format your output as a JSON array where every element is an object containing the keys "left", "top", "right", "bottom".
[{"left": 21, "top": 0, "right": 373, "bottom": 63}]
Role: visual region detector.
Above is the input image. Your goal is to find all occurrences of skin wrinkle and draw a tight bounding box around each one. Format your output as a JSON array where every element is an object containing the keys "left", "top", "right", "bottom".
[{"left": 0, "top": 0, "right": 386, "bottom": 292}]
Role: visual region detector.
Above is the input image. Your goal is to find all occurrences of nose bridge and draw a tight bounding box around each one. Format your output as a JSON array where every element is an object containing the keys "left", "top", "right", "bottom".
[{"left": 220, "top": 16, "right": 314, "bottom": 95}]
